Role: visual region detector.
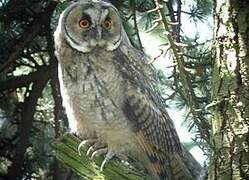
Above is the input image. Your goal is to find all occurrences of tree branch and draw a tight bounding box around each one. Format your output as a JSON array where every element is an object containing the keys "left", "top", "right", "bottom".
[
  {"left": 45, "top": 13, "right": 64, "bottom": 180},
  {"left": 153, "top": 0, "right": 210, "bottom": 142},
  {"left": 0, "top": 1, "right": 57, "bottom": 73},
  {"left": 130, "top": 0, "right": 143, "bottom": 49},
  {"left": 7, "top": 75, "right": 49, "bottom": 179},
  {"left": 52, "top": 133, "right": 151, "bottom": 180},
  {"left": 0, "top": 66, "right": 49, "bottom": 91}
]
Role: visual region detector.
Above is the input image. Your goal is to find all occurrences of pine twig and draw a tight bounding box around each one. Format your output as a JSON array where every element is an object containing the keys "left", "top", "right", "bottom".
[{"left": 149, "top": 0, "right": 211, "bottom": 142}]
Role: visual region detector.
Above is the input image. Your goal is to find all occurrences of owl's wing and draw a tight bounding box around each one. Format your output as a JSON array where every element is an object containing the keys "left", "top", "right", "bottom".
[
  {"left": 114, "top": 46, "right": 200, "bottom": 179},
  {"left": 123, "top": 92, "right": 184, "bottom": 179},
  {"left": 124, "top": 93, "right": 182, "bottom": 152},
  {"left": 114, "top": 45, "right": 182, "bottom": 153}
]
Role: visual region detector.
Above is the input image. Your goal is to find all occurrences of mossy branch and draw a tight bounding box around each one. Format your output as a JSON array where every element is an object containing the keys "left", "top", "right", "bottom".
[{"left": 52, "top": 133, "right": 150, "bottom": 180}]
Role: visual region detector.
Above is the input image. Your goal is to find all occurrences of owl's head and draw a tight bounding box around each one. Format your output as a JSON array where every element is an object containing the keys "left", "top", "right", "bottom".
[{"left": 57, "top": 0, "right": 123, "bottom": 53}]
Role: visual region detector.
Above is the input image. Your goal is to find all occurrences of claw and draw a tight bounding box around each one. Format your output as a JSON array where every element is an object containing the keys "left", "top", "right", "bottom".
[
  {"left": 100, "top": 150, "right": 114, "bottom": 171},
  {"left": 78, "top": 140, "right": 88, "bottom": 156},
  {"left": 91, "top": 148, "right": 108, "bottom": 159},
  {"left": 77, "top": 139, "right": 97, "bottom": 156},
  {"left": 86, "top": 146, "right": 94, "bottom": 156},
  {"left": 77, "top": 138, "right": 114, "bottom": 171}
]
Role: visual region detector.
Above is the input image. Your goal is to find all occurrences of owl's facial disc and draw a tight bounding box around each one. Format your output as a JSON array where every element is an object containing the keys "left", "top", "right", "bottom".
[{"left": 63, "top": 2, "right": 122, "bottom": 53}]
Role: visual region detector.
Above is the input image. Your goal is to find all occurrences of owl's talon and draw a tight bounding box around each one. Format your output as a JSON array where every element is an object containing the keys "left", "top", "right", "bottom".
[
  {"left": 77, "top": 139, "right": 113, "bottom": 170},
  {"left": 86, "top": 146, "right": 94, "bottom": 156},
  {"left": 100, "top": 150, "right": 114, "bottom": 171},
  {"left": 91, "top": 148, "right": 108, "bottom": 159},
  {"left": 86, "top": 141, "right": 107, "bottom": 156},
  {"left": 78, "top": 140, "right": 89, "bottom": 156},
  {"left": 78, "top": 139, "right": 97, "bottom": 156}
]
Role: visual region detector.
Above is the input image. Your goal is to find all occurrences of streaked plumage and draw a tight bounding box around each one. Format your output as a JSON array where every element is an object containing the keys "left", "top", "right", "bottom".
[{"left": 54, "top": 0, "right": 202, "bottom": 179}]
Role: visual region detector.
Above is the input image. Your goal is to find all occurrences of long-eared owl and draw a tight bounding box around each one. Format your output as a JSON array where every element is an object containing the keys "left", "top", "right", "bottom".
[{"left": 54, "top": 0, "right": 201, "bottom": 179}]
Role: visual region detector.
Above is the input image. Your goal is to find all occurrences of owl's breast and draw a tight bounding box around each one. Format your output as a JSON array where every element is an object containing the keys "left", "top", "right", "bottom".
[
  {"left": 58, "top": 51, "right": 138, "bottom": 155},
  {"left": 76, "top": 65, "right": 123, "bottom": 120},
  {"left": 60, "top": 54, "right": 129, "bottom": 131}
]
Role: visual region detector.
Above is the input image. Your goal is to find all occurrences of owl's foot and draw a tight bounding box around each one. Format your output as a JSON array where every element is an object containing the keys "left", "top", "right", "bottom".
[
  {"left": 78, "top": 139, "right": 108, "bottom": 158},
  {"left": 90, "top": 147, "right": 108, "bottom": 159},
  {"left": 77, "top": 139, "right": 114, "bottom": 171},
  {"left": 78, "top": 139, "right": 98, "bottom": 156},
  {"left": 88, "top": 146, "right": 114, "bottom": 170},
  {"left": 87, "top": 141, "right": 106, "bottom": 156},
  {"left": 100, "top": 150, "right": 114, "bottom": 171},
  {"left": 87, "top": 143, "right": 114, "bottom": 170}
]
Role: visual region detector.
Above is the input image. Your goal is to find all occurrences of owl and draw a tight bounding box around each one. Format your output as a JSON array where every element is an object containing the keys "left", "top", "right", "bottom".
[{"left": 54, "top": 0, "right": 201, "bottom": 179}]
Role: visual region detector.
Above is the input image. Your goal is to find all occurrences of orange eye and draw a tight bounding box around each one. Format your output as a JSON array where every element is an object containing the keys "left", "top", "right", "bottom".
[
  {"left": 103, "top": 19, "right": 112, "bottom": 30},
  {"left": 79, "top": 19, "right": 90, "bottom": 28}
]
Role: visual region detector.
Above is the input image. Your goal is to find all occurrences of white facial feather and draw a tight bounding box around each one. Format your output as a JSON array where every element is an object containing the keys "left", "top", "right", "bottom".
[{"left": 55, "top": 1, "right": 125, "bottom": 53}]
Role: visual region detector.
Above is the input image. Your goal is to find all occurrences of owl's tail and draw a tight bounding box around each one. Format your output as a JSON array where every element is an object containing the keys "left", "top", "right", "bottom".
[
  {"left": 135, "top": 133, "right": 202, "bottom": 180},
  {"left": 143, "top": 147, "right": 202, "bottom": 180},
  {"left": 169, "top": 148, "right": 203, "bottom": 180}
]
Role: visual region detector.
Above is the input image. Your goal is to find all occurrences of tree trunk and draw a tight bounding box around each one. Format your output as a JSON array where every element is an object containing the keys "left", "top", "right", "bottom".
[
  {"left": 209, "top": 0, "right": 249, "bottom": 179},
  {"left": 7, "top": 77, "right": 49, "bottom": 179}
]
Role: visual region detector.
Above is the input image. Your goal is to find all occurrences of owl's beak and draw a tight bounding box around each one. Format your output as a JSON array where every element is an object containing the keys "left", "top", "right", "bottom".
[{"left": 97, "top": 27, "right": 102, "bottom": 39}]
